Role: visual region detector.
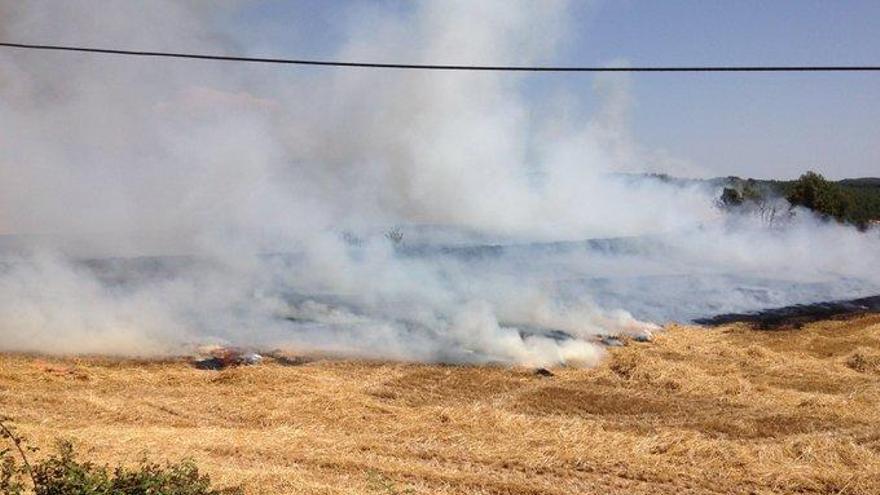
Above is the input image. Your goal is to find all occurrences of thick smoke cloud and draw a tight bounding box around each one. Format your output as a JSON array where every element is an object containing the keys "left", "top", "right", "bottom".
[{"left": 1, "top": 1, "right": 878, "bottom": 365}]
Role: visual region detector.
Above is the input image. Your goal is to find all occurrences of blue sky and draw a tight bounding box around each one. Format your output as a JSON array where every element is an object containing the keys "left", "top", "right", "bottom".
[{"left": 230, "top": 1, "right": 880, "bottom": 179}]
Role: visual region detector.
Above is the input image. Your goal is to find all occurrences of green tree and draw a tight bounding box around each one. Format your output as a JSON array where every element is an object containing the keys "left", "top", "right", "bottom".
[{"left": 786, "top": 171, "right": 851, "bottom": 222}]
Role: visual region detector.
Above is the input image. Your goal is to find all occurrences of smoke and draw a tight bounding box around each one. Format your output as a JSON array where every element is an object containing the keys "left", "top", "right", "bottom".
[{"left": 1, "top": 1, "right": 878, "bottom": 365}]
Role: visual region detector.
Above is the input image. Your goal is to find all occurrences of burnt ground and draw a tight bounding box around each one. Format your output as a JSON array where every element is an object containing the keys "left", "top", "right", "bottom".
[{"left": 694, "top": 294, "right": 880, "bottom": 329}]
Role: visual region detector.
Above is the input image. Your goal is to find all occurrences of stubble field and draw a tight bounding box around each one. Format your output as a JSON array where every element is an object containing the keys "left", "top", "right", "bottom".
[{"left": 2, "top": 315, "right": 880, "bottom": 494}]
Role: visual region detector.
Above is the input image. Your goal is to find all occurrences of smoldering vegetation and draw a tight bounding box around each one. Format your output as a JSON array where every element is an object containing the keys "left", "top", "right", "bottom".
[
  {"left": 1, "top": 220, "right": 877, "bottom": 365},
  {"left": 1, "top": 1, "right": 879, "bottom": 365}
]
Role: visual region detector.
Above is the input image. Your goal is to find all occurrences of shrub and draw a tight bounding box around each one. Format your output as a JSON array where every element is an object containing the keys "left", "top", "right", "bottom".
[
  {"left": 1, "top": 418, "right": 241, "bottom": 495},
  {"left": 384, "top": 227, "right": 404, "bottom": 245}
]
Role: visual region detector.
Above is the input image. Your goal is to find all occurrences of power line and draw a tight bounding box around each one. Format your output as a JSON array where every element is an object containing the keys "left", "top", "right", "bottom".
[{"left": 1, "top": 42, "right": 879, "bottom": 72}]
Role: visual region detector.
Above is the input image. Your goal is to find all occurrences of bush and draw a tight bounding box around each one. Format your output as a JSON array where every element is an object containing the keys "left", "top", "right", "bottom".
[
  {"left": 1, "top": 418, "right": 241, "bottom": 495},
  {"left": 384, "top": 227, "right": 404, "bottom": 245}
]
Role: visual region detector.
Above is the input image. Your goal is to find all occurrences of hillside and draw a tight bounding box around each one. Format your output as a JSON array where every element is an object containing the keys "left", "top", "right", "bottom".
[
  {"left": 626, "top": 173, "right": 880, "bottom": 226},
  {"left": 3, "top": 315, "right": 880, "bottom": 494}
]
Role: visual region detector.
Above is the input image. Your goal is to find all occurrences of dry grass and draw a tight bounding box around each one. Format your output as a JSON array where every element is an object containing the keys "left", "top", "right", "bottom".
[{"left": 2, "top": 315, "right": 880, "bottom": 494}]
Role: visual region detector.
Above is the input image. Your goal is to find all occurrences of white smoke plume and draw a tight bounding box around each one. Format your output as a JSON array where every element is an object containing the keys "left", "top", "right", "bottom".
[{"left": 1, "top": 1, "right": 878, "bottom": 365}]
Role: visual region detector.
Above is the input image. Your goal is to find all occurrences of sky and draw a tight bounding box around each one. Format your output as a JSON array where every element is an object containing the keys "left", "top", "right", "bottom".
[
  {"left": 227, "top": 0, "right": 880, "bottom": 179},
  {"left": 2, "top": 0, "right": 878, "bottom": 179}
]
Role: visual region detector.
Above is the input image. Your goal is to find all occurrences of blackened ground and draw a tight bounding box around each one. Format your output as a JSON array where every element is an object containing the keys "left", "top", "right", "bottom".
[{"left": 694, "top": 294, "right": 880, "bottom": 329}]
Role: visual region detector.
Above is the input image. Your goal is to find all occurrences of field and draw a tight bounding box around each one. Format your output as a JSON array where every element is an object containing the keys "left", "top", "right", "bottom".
[{"left": 2, "top": 315, "right": 880, "bottom": 494}]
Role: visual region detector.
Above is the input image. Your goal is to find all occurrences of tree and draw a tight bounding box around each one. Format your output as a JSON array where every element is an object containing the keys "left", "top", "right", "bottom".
[
  {"left": 717, "top": 187, "right": 743, "bottom": 210},
  {"left": 786, "top": 171, "right": 851, "bottom": 222}
]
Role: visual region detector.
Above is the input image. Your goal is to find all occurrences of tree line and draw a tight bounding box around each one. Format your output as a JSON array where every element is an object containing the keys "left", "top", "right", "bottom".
[{"left": 718, "top": 171, "right": 880, "bottom": 230}]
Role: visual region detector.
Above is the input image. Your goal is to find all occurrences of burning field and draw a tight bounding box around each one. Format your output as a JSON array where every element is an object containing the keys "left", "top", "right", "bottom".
[
  {"left": 2, "top": 2, "right": 880, "bottom": 494},
  {"left": 3, "top": 314, "right": 879, "bottom": 495}
]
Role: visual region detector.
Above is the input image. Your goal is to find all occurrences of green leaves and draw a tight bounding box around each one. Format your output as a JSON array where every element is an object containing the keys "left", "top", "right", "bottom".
[
  {"left": 786, "top": 171, "right": 851, "bottom": 222},
  {"left": 1, "top": 419, "right": 241, "bottom": 495}
]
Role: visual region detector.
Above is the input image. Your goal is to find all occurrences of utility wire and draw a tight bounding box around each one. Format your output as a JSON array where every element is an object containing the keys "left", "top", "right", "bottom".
[{"left": 2, "top": 42, "right": 879, "bottom": 72}]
